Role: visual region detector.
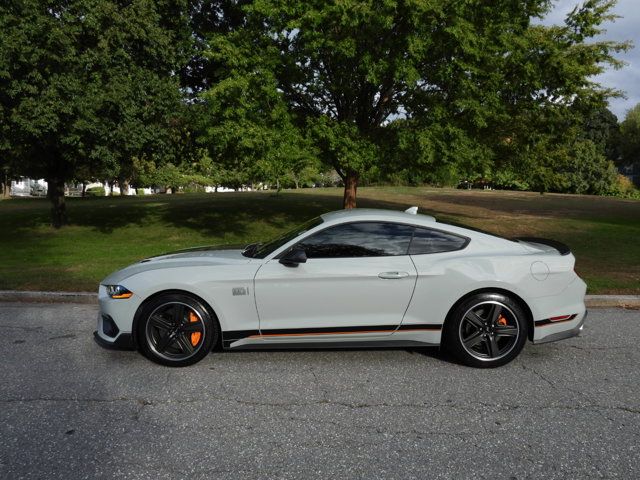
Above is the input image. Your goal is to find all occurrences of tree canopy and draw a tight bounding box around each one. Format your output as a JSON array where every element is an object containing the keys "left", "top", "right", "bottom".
[
  {"left": 0, "top": 0, "right": 635, "bottom": 226},
  {"left": 0, "top": 0, "right": 190, "bottom": 226},
  {"left": 200, "top": 0, "right": 629, "bottom": 207},
  {"left": 620, "top": 103, "right": 640, "bottom": 168}
]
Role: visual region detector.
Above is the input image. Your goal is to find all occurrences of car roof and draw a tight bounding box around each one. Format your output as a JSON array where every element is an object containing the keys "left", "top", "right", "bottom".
[{"left": 320, "top": 208, "right": 436, "bottom": 226}]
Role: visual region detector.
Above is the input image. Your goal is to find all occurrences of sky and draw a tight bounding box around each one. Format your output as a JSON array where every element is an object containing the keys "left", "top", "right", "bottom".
[{"left": 543, "top": 0, "right": 639, "bottom": 120}]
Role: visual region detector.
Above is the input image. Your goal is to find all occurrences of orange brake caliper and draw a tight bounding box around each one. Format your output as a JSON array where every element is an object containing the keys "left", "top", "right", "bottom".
[
  {"left": 497, "top": 315, "right": 508, "bottom": 326},
  {"left": 188, "top": 311, "right": 201, "bottom": 346}
]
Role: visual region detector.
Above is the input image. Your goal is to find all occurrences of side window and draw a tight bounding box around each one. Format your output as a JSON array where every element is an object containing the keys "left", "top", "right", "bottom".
[
  {"left": 409, "top": 227, "right": 468, "bottom": 255},
  {"left": 298, "top": 222, "right": 414, "bottom": 258}
]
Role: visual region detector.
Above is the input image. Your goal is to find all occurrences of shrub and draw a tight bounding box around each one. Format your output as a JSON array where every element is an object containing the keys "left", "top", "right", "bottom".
[
  {"left": 611, "top": 174, "right": 640, "bottom": 199},
  {"left": 86, "top": 186, "right": 105, "bottom": 197},
  {"left": 492, "top": 170, "right": 530, "bottom": 191}
]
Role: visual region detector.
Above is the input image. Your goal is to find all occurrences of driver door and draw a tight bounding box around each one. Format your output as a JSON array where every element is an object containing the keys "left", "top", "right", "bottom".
[{"left": 253, "top": 222, "right": 417, "bottom": 338}]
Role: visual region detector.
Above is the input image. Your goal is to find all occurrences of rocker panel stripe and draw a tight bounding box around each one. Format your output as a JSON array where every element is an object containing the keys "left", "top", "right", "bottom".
[{"left": 222, "top": 323, "right": 442, "bottom": 346}]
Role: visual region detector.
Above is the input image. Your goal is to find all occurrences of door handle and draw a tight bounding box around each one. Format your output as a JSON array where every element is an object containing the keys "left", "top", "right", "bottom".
[{"left": 378, "top": 271, "right": 409, "bottom": 279}]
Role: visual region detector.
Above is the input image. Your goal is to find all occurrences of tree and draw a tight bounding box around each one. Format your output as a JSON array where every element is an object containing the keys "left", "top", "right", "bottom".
[
  {"left": 577, "top": 103, "right": 620, "bottom": 163},
  {"left": 0, "top": 0, "right": 190, "bottom": 226},
  {"left": 204, "top": 0, "right": 628, "bottom": 207},
  {"left": 487, "top": 0, "right": 629, "bottom": 189},
  {"left": 198, "top": 27, "right": 315, "bottom": 192},
  {"left": 0, "top": 163, "right": 11, "bottom": 199},
  {"left": 181, "top": 0, "right": 252, "bottom": 97},
  {"left": 620, "top": 103, "right": 640, "bottom": 167}
]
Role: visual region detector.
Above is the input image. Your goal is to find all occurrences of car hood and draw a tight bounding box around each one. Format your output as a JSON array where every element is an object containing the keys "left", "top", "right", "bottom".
[{"left": 101, "top": 247, "right": 253, "bottom": 285}]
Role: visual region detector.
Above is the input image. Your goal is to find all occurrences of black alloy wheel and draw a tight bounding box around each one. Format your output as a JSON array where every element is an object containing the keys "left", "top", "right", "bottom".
[
  {"left": 138, "top": 293, "right": 218, "bottom": 367},
  {"left": 444, "top": 293, "right": 528, "bottom": 368}
]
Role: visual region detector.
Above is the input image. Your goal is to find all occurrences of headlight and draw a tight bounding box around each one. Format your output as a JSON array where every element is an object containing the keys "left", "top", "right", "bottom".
[{"left": 105, "top": 285, "right": 133, "bottom": 299}]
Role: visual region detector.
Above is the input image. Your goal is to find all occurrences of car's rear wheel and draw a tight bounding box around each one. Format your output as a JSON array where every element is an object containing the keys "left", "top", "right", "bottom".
[
  {"left": 137, "top": 293, "right": 218, "bottom": 367},
  {"left": 443, "top": 293, "right": 528, "bottom": 368}
]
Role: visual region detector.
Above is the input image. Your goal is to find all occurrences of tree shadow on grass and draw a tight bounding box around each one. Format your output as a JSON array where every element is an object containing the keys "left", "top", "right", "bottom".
[
  {"left": 155, "top": 191, "right": 413, "bottom": 239},
  {"left": 0, "top": 189, "right": 488, "bottom": 240},
  {"left": 0, "top": 196, "right": 164, "bottom": 234},
  {"left": 3, "top": 190, "right": 637, "bottom": 292},
  {"left": 0, "top": 192, "right": 414, "bottom": 289}
]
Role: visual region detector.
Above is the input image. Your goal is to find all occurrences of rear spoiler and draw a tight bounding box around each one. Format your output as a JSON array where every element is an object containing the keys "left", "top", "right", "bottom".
[{"left": 514, "top": 237, "right": 571, "bottom": 256}]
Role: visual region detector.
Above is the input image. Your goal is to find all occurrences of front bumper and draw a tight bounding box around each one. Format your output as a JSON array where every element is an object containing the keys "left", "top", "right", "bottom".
[
  {"left": 533, "top": 310, "right": 587, "bottom": 344},
  {"left": 93, "top": 330, "right": 136, "bottom": 350},
  {"left": 94, "top": 284, "right": 141, "bottom": 350}
]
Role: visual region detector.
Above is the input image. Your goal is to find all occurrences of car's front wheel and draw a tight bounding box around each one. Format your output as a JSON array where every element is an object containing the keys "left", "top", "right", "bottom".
[
  {"left": 137, "top": 293, "right": 218, "bottom": 367},
  {"left": 443, "top": 293, "right": 528, "bottom": 368}
]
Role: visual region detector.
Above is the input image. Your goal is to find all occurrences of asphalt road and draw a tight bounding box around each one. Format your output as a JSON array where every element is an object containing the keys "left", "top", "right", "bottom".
[{"left": 0, "top": 303, "right": 638, "bottom": 480}]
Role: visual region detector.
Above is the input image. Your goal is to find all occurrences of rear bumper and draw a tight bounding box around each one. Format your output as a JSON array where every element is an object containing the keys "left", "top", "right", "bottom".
[
  {"left": 529, "top": 274, "right": 587, "bottom": 343},
  {"left": 533, "top": 310, "right": 587, "bottom": 344}
]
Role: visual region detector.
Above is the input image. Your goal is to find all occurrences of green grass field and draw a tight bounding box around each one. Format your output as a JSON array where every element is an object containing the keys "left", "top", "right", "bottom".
[{"left": 0, "top": 187, "right": 638, "bottom": 294}]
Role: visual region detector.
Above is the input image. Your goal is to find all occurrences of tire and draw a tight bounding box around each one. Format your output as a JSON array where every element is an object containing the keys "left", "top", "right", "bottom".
[
  {"left": 137, "top": 293, "right": 219, "bottom": 367},
  {"left": 443, "top": 292, "right": 528, "bottom": 368}
]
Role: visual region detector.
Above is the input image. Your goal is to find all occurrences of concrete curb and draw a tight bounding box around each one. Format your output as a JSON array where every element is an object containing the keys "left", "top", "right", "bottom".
[
  {"left": 585, "top": 295, "right": 640, "bottom": 309},
  {"left": 0, "top": 290, "right": 638, "bottom": 309},
  {"left": 0, "top": 290, "right": 97, "bottom": 304}
]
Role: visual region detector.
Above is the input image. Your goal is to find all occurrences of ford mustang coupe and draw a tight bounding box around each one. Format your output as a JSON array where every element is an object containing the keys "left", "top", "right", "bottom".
[{"left": 94, "top": 207, "right": 587, "bottom": 368}]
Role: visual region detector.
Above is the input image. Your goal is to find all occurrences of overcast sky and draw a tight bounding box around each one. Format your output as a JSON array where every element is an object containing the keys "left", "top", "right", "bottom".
[{"left": 543, "top": 0, "right": 639, "bottom": 120}]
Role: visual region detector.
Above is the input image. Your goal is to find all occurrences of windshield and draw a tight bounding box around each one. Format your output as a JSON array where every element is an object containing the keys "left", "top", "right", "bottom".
[{"left": 244, "top": 216, "right": 324, "bottom": 259}]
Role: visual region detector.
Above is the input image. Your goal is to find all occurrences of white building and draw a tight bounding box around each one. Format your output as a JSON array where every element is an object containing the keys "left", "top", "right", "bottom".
[
  {"left": 9, "top": 177, "right": 257, "bottom": 196},
  {"left": 10, "top": 178, "right": 48, "bottom": 197}
]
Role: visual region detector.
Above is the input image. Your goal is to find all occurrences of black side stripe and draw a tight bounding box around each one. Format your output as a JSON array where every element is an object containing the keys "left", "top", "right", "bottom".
[
  {"left": 534, "top": 314, "right": 578, "bottom": 327},
  {"left": 398, "top": 324, "right": 442, "bottom": 331},
  {"left": 222, "top": 323, "right": 442, "bottom": 346}
]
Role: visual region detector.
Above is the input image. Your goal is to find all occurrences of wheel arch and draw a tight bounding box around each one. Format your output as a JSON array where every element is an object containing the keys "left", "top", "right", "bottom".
[
  {"left": 442, "top": 287, "right": 535, "bottom": 343},
  {"left": 131, "top": 289, "right": 222, "bottom": 349}
]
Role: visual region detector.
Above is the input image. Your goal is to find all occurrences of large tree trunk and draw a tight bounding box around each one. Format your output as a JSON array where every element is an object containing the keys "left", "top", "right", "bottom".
[
  {"left": 46, "top": 177, "right": 67, "bottom": 228},
  {"left": 342, "top": 171, "right": 358, "bottom": 209},
  {"left": 119, "top": 176, "right": 130, "bottom": 196},
  {"left": 1, "top": 174, "right": 10, "bottom": 198}
]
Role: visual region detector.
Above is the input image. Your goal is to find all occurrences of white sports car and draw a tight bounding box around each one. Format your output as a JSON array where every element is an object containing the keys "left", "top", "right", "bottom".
[{"left": 94, "top": 207, "right": 587, "bottom": 368}]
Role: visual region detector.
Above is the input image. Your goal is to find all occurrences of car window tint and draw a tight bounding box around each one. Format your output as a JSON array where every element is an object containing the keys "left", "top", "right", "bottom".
[
  {"left": 299, "top": 222, "right": 414, "bottom": 258},
  {"left": 252, "top": 216, "right": 324, "bottom": 259},
  {"left": 409, "top": 227, "right": 468, "bottom": 255}
]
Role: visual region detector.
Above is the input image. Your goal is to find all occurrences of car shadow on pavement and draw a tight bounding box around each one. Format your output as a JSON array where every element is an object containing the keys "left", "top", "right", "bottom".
[{"left": 220, "top": 345, "right": 455, "bottom": 364}]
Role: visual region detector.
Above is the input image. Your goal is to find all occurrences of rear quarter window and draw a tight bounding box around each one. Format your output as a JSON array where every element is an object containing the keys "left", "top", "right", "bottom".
[{"left": 409, "top": 227, "right": 469, "bottom": 255}]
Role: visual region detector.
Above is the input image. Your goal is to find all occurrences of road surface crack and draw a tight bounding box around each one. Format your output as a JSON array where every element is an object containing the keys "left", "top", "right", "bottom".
[{"left": 1, "top": 396, "right": 638, "bottom": 416}]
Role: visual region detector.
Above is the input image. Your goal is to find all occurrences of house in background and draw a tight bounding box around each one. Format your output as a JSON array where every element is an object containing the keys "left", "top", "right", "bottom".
[
  {"left": 10, "top": 178, "right": 48, "bottom": 196},
  {"left": 11, "top": 178, "right": 269, "bottom": 196},
  {"left": 10, "top": 178, "right": 151, "bottom": 196}
]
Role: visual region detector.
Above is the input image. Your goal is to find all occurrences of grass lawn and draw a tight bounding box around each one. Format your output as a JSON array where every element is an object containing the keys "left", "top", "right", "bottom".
[{"left": 0, "top": 187, "right": 638, "bottom": 294}]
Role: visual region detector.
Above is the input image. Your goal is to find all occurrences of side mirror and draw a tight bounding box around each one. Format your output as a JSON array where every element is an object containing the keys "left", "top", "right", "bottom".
[{"left": 279, "top": 248, "right": 307, "bottom": 267}]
